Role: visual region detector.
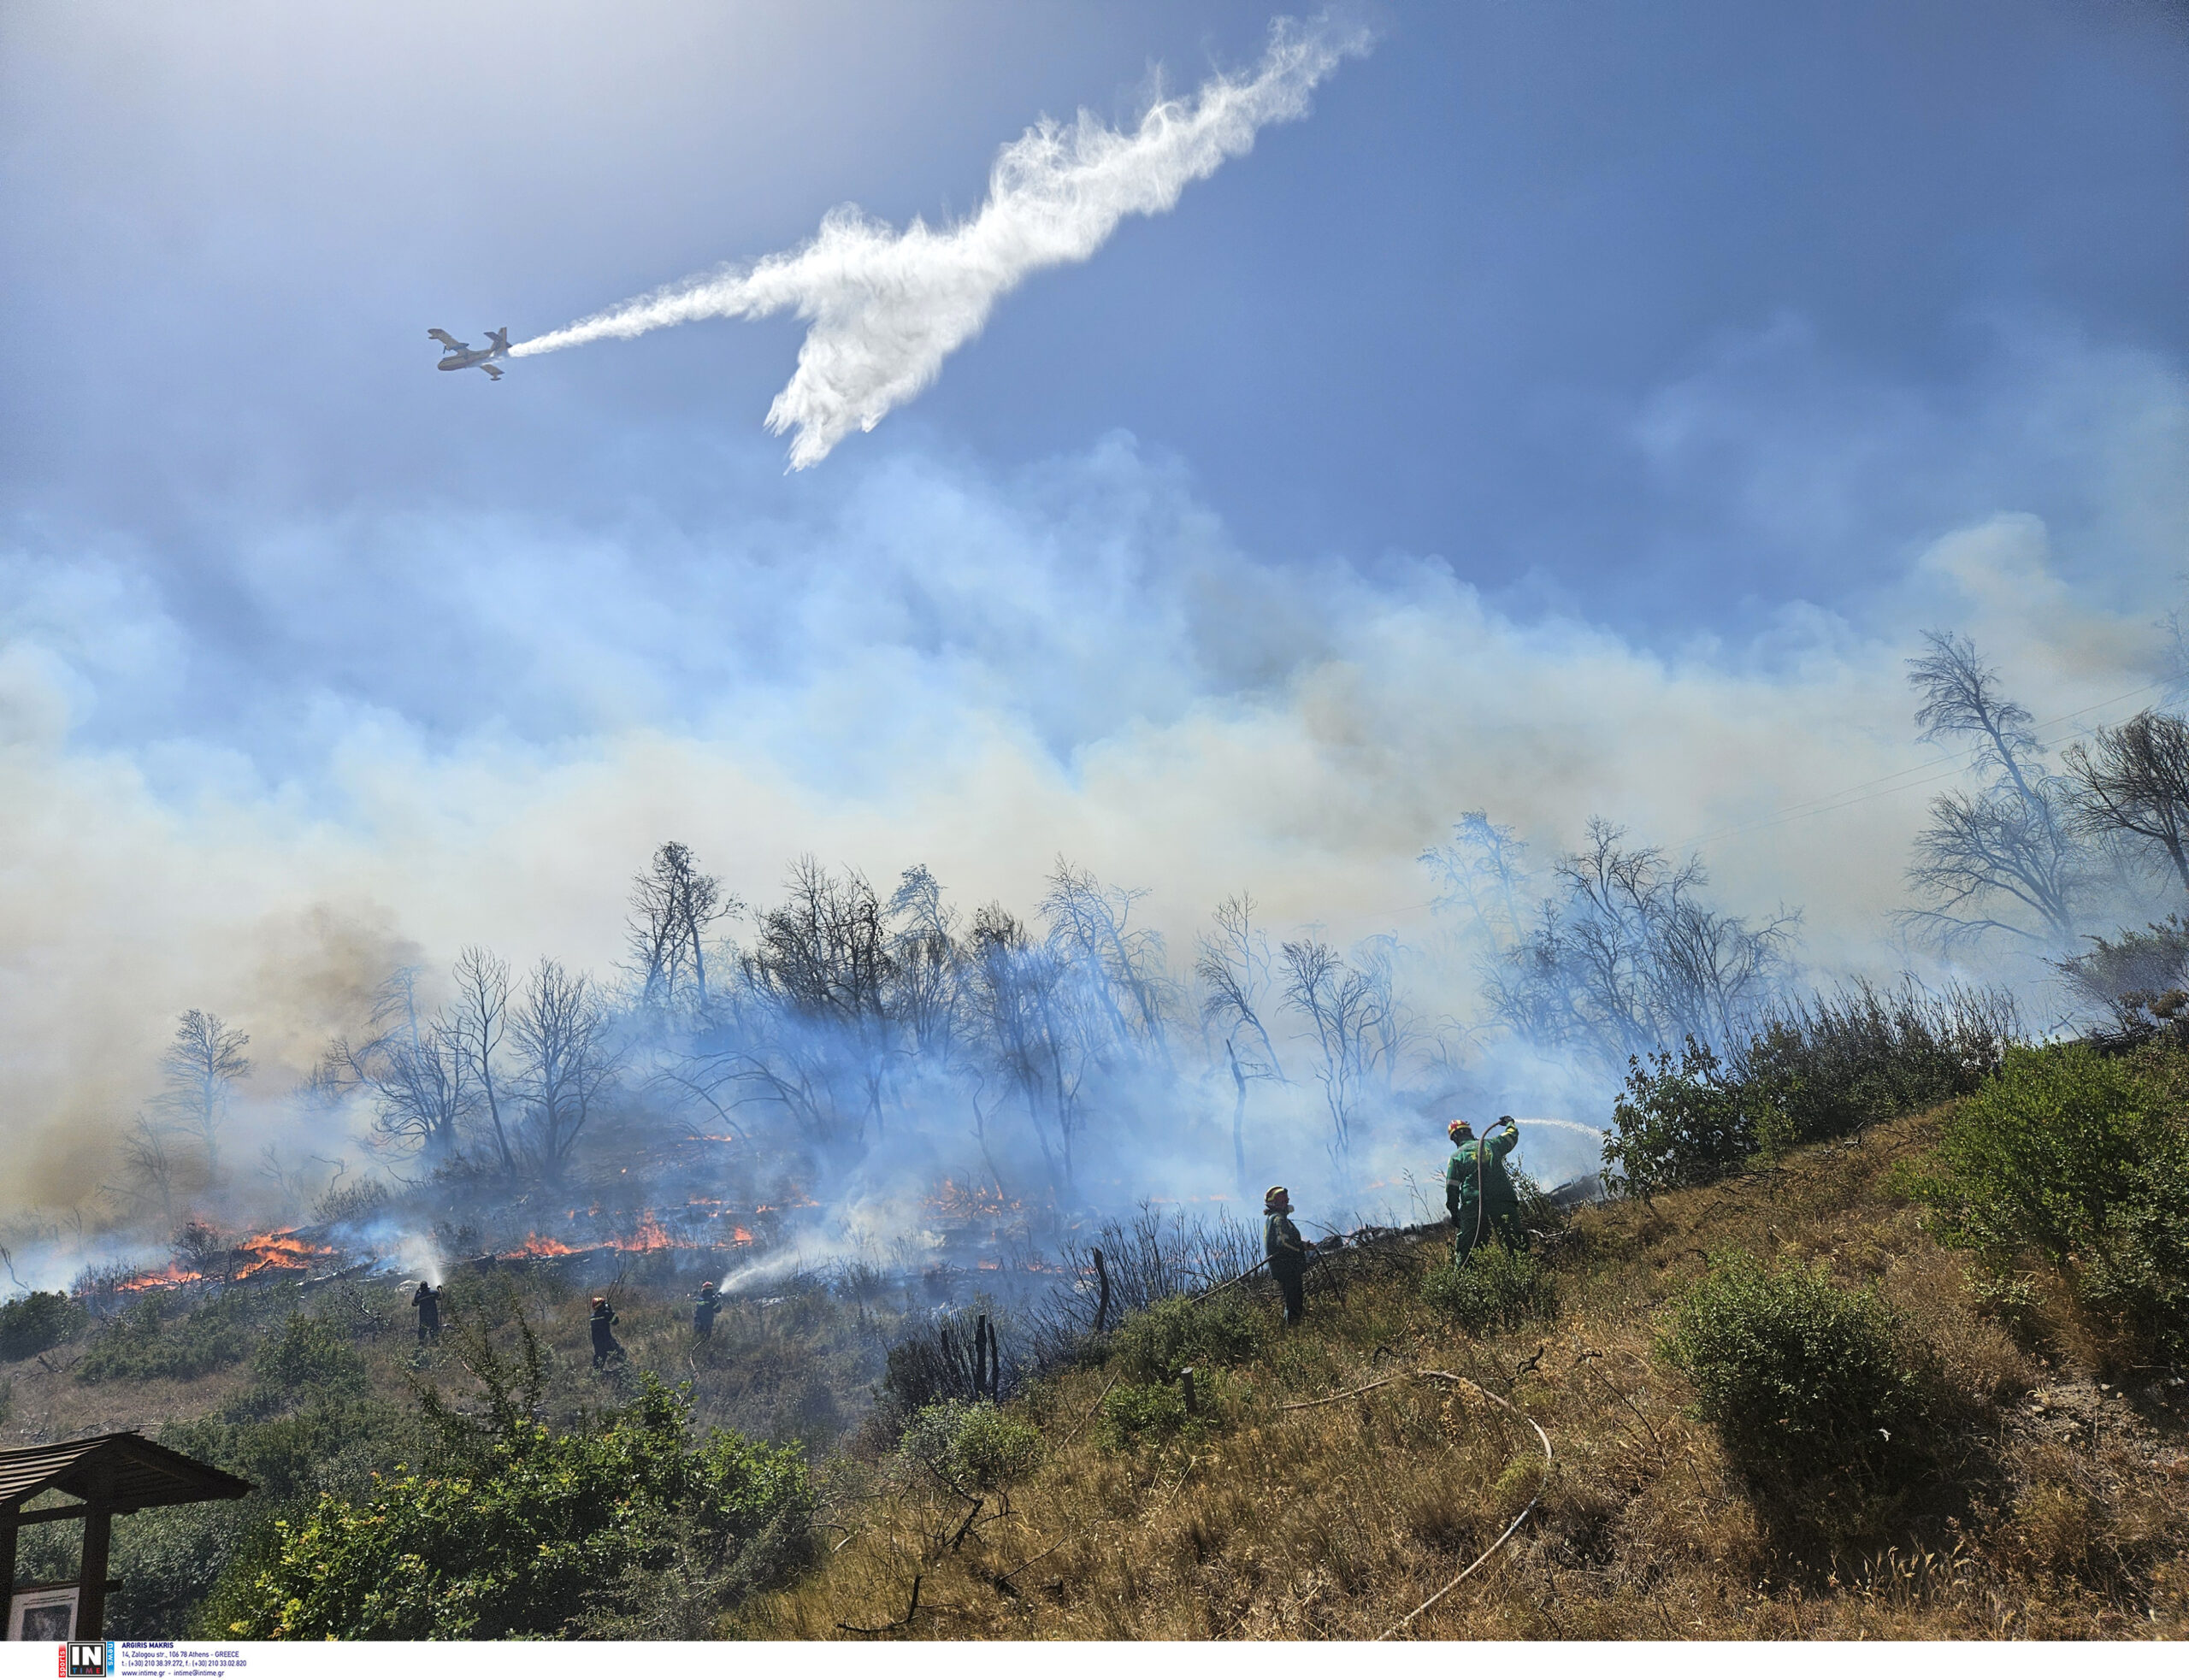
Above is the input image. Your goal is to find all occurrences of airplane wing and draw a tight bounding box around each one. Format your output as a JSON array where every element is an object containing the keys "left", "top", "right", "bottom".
[
  {"left": 481, "top": 363, "right": 503, "bottom": 380},
  {"left": 427, "top": 328, "right": 466, "bottom": 351}
]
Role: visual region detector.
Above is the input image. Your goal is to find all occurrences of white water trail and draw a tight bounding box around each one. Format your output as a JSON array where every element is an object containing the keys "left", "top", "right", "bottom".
[
  {"left": 1509, "top": 1117, "right": 1611, "bottom": 1140},
  {"left": 510, "top": 15, "right": 1372, "bottom": 467}
]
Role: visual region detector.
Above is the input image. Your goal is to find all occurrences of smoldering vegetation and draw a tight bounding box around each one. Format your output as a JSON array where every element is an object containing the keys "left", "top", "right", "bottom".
[
  {"left": 12, "top": 628, "right": 2189, "bottom": 1306},
  {"left": 5, "top": 627, "right": 2189, "bottom": 1636}
]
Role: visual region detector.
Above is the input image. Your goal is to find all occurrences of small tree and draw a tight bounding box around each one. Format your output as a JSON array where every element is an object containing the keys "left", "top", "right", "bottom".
[
  {"left": 511, "top": 960, "right": 618, "bottom": 1177},
  {"left": 1195, "top": 893, "right": 1285, "bottom": 1197},
  {"left": 1902, "top": 631, "right": 2093, "bottom": 950},
  {"left": 156, "top": 1011, "right": 251, "bottom": 1179},
  {"left": 312, "top": 969, "right": 470, "bottom": 1164},
  {"left": 2064, "top": 710, "right": 2189, "bottom": 898},
  {"left": 1281, "top": 935, "right": 1404, "bottom": 1176},
  {"left": 628, "top": 841, "right": 736, "bottom": 1015}
]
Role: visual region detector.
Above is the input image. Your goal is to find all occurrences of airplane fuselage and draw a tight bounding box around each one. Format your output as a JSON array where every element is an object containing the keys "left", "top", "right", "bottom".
[{"left": 428, "top": 327, "right": 510, "bottom": 379}]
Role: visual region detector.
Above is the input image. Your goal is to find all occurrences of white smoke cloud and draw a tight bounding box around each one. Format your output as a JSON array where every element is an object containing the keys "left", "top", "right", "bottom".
[
  {"left": 510, "top": 15, "right": 1372, "bottom": 467},
  {"left": 3, "top": 320, "right": 2179, "bottom": 1244}
]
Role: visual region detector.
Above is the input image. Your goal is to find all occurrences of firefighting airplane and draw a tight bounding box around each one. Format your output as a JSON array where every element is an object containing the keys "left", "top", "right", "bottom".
[{"left": 427, "top": 327, "right": 512, "bottom": 380}]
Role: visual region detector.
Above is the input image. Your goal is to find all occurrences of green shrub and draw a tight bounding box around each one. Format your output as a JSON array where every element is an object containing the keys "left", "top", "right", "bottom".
[
  {"left": 1604, "top": 1038, "right": 1757, "bottom": 1195},
  {"left": 1738, "top": 980, "right": 2016, "bottom": 1148},
  {"left": 1605, "top": 985, "right": 2019, "bottom": 1196},
  {"left": 1106, "top": 1292, "right": 1263, "bottom": 1384},
  {"left": 1419, "top": 1243, "right": 1558, "bottom": 1332},
  {"left": 1655, "top": 1250, "right": 1922, "bottom": 1482},
  {"left": 75, "top": 1290, "right": 263, "bottom": 1384},
  {"left": 898, "top": 1400, "right": 1041, "bottom": 1499},
  {"left": 1094, "top": 1380, "right": 1194, "bottom": 1453},
  {"left": 1904, "top": 1043, "right": 2189, "bottom": 1358},
  {"left": 0, "top": 1289, "right": 87, "bottom": 1362},
  {"left": 215, "top": 1374, "right": 811, "bottom": 1639},
  {"left": 251, "top": 1312, "right": 366, "bottom": 1394}
]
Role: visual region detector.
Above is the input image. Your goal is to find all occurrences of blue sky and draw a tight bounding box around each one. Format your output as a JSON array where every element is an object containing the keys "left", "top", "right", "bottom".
[{"left": 2, "top": 1, "right": 2185, "bottom": 1194}]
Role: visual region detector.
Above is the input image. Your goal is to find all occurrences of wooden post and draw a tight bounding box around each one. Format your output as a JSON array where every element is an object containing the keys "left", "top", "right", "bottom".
[
  {"left": 1091, "top": 1248, "right": 1111, "bottom": 1335},
  {"left": 0, "top": 1504, "right": 18, "bottom": 1632},
  {"left": 75, "top": 1502, "right": 112, "bottom": 1641},
  {"left": 973, "top": 1314, "right": 990, "bottom": 1400},
  {"left": 1179, "top": 1367, "right": 1198, "bottom": 1416}
]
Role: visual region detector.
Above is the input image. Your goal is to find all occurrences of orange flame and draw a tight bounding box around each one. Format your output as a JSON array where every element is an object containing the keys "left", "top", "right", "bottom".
[
  {"left": 509, "top": 1234, "right": 578, "bottom": 1258},
  {"left": 116, "top": 1262, "right": 202, "bottom": 1293},
  {"left": 233, "top": 1229, "right": 335, "bottom": 1279},
  {"left": 605, "top": 1211, "right": 693, "bottom": 1253}
]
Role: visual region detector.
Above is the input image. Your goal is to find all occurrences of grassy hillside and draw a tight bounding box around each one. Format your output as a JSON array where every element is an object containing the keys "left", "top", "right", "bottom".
[
  {"left": 746, "top": 1093, "right": 2189, "bottom": 1640},
  {"left": 7, "top": 1038, "right": 2186, "bottom": 1639},
  {"left": 1, "top": 1249, "right": 898, "bottom": 1636}
]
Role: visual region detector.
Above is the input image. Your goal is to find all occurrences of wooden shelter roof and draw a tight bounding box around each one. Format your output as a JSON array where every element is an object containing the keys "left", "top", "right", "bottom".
[{"left": 0, "top": 1431, "right": 251, "bottom": 1516}]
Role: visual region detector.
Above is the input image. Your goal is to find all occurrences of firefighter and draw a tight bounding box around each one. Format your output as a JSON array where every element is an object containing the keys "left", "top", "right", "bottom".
[
  {"left": 693, "top": 1278, "right": 722, "bottom": 1340},
  {"left": 589, "top": 1295, "right": 624, "bottom": 1368},
  {"left": 1264, "top": 1185, "right": 1310, "bottom": 1327},
  {"left": 411, "top": 1281, "right": 441, "bottom": 1346},
  {"left": 1446, "top": 1115, "right": 1523, "bottom": 1265}
]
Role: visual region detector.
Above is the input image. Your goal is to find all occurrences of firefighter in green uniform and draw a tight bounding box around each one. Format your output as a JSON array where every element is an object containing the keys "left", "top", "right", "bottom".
[
  {"left": 1446, "top": 1115, "right": 1522, "bottom": 1264},
  {"left": 1265, "top": 1184, "right": 1310, "bottom": 1326}
]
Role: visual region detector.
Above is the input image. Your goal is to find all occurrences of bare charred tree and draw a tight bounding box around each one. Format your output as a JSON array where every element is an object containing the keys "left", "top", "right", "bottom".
[
  {"left": 965, "top": 904, "right": 1075, "bottom": 1194},
  {"left": 314, "top": 968, "right": 475, "bottom": 1164},
  {"left": 448, "top": 947, "right": 520, "bottom": 1175},
  {"left": 2064, "top": 710, "right": 2189, "bottom": 897},
  {"left": 888, "top": 865, "right": 964, "bottom": 1061},
  {"left": 510, "top": 959, "right": 618, "bottom": 1178},
  {"left": 1040, "top": 860, "right": 1172, "bottom": 1064},
  {"left": 155, "top": 1009, "right": 251, "bottom": 1179},
  {"left": 732, "top": 858, "right": 900, "bottom": 1153},
  {"left": 1902, "top": 630, "right": 2093, "bottom": 949},
  {"left": 1195, "top": 893, "right": 1285, "bottom": 1197},
  {"left": 1420, "top": 811, "right": 1532, "bottom": 951},
  {"left": 1466, "top": 819, "right": 1795, "bottom": 1069},
  {"left": 628, "top": 841, "right": 736, "bottom": 1015},
  {"left": 104, "top": 1115, "right": 180, "bottom": 1224},
  {"left": 1280, "top": 936, "right": 1404, "bottom": 1176}
]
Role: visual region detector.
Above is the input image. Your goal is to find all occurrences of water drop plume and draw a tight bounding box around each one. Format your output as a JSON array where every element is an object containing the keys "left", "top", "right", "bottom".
[{"left": 510, "top": 15, "right": 1373, "bottom": 467}]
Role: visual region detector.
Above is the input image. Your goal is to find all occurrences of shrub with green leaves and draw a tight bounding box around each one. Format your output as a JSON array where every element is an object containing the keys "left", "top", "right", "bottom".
[
  {"left": 898, "top": 1400, "right": 1041, "bottom": 1499},
  {"left": 1903, "top": 1043, "right": 2189, "bottom": 1358},
  {"left": 1094, "top": 1380, "right": 1194, "bottom": 1453},
  {"left": 1419, "top": 1243, "right": 1558, "bottom": 1332},
  {"left": 1605, "top": 984, "right": 2018, "bottom": 1196},
  {"left": 1737, "top": 980, "right": 2016, "bottom": 1149},
  {"left": 1105, "top": 1291, "right": 1263, "bottom": 1384},
  {"left": 1655, "top": 1250, "right": 1921, "bottom": 1482},
  {"left": 215, "top": 1375, "right": 811, "bottom": 1639},
  {"left": 76, "top": 1290, "right": 263, "bottom": 1384},
  {"left": 1604, "top": 1038, "right": 1758, "bottom": 1196},
  {"left": 250, "top": 1312, "right": 366, "bottom": 1394},
  {"left": 0, "top": 1289, "right": 87, "bottom": 1362}
]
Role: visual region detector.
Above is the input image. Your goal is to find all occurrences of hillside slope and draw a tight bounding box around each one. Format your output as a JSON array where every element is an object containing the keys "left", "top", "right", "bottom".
[{"left": 747, "top": 1105, "right": 2189, "bottom": 1640}]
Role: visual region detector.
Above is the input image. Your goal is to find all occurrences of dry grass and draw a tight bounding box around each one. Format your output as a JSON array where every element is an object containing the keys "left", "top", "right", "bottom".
[{"left": 741, "top": 1106, "right": 2189, "bottom": 1641}]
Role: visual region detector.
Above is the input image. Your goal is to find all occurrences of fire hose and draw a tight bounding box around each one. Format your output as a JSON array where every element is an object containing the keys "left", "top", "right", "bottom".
[{"left": 1276, "top": 1364, "right": 1552, "bottom": 1639}]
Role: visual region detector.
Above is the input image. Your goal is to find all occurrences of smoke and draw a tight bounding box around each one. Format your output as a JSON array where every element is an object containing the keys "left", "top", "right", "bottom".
[{"left": 509, "top": 15, "right": 1373, "bottom": 467}]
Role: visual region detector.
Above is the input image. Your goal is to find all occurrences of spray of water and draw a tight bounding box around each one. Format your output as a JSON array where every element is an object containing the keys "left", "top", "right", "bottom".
[
  {"left": 509, "top": 15, "right": 1373, "bottom": 467},
  {"left": 1509, "top": 1117, "right": 1610, "bottom": 1141}
]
